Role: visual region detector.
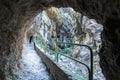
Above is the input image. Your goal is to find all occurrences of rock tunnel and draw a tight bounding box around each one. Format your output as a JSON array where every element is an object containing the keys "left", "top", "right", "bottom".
[{"left": 0, "top": 0, "right": 120, "bottom": 80}]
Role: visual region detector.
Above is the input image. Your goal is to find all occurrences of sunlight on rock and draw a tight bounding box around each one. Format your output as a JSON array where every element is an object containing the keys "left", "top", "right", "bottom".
[{"left": 33, "top": 7, "right": 105, "bottom": 80}]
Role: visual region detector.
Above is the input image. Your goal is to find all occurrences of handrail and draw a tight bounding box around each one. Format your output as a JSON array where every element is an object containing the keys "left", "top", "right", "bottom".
[
  {"left": 58, "top": 52, "right": 91, "bottom": 79},
  {"left": 56, "top": 42, "right": 93, "bottom": 80}
]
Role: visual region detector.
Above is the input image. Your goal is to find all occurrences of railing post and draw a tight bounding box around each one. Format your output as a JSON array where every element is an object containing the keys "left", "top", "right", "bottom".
[{"left": 56, "top": 51, "right": 59, "bottom": 62}]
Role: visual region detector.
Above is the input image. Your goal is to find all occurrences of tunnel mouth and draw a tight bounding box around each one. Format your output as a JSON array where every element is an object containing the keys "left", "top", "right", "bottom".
[
  {"left": 0, "top": 0, "right": 120, "bottom": 80},
  {"left": 3, "top": 6, "right": 105, "bottom": 80},
  {"left": 25, "top": 7, "right": 105, "bottom": 80}
]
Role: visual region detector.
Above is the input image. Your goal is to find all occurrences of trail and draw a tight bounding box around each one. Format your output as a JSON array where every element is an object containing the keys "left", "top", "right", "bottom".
[{"left": 16, "top": 41, "right": 51, "bottom": 80}]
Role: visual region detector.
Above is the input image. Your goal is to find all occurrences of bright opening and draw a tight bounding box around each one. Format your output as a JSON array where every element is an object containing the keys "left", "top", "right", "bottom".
[{"left": 13, "top": 7, "right": 105, "bottom": 80}]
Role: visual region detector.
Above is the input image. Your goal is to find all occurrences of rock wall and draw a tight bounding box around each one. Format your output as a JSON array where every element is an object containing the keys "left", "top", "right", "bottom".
[
  {"left": 0, "top": 0, "right": 120, "bottom": 80},
  {"left": 100, "top": 18, "right": 120, "bottom": 80},
  {"left": 0, "top": 1, "right": 36, "bottom": 78}
]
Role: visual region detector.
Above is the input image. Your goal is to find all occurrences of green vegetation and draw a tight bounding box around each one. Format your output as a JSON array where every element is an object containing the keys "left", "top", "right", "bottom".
[
  {"left": 35, "top": 36, "right": 72, "bottom": 61},
  {"left": 34, "top": 35, "right": 48, "bottom": 52}
]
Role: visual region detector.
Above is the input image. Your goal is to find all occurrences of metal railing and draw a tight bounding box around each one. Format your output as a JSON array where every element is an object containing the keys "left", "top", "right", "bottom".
[{"left": 56, "top": 42, "right": 93, "bottom": 80}]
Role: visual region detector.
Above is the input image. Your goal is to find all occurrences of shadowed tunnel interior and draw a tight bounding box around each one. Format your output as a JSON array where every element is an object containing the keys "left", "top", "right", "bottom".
[{"left": 0, "top": 0, "right": 120, "bottom": 80}]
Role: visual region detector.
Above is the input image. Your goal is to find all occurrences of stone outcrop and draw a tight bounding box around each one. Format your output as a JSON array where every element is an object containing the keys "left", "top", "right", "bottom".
[
  {"left": 0, "top": 0, "right": 120, "bottom": 80},
  {"left": 46, "top": 7, "right": 62, "bottom": 35}
]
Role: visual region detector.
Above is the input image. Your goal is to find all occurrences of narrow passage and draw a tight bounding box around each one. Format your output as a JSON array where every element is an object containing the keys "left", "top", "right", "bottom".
[{"left": 16, "top": 41, "right": 52, "bottom": 80}]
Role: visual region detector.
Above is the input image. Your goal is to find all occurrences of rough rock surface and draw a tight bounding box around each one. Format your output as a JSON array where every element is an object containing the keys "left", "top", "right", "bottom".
[
  {"left": 33, "top": 7, "right": 104, "bottom": 80},
  {"left": 0, "top": 0, "right": 120, "bottom": 80}
]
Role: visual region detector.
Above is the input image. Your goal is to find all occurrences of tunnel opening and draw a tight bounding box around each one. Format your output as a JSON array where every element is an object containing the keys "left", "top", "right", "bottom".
[
  {"left": 0, "top": 0, "right": 120, "bottom": 80},
  {"left": 18, "top": 7, "right": 105, "bottom": 80}
]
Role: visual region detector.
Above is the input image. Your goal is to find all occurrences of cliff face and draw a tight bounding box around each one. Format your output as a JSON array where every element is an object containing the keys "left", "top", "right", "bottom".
[
  {"left": 33, "top": 7, "right": 104, "bottom": 80},
  {"left": 0, "top": 0, "right": 120, "bottom": 80}
]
